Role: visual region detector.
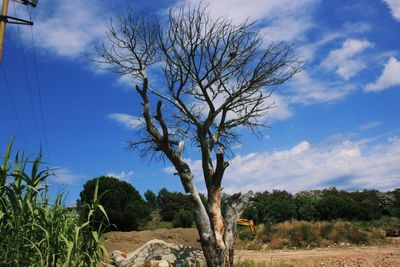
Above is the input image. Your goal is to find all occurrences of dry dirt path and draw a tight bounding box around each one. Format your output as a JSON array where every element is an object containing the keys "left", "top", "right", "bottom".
[
  {"left": 103, "top": 228, "right": 400, "bottom": 267},
  {"left": 235, "top": 244, "right": 400, "bottom": 266}
]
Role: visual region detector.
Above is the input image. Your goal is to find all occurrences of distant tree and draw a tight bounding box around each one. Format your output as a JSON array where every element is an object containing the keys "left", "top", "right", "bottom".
[
  {"left": 391, "top": 188, "right": 400, "bottom": 218},
  {"left": 144, "top": 190, "right": 157, "bottom": 211},
  {"left": 265, "top": 198, "right": 297, "bottom": 223},
  {"left": 295, "top": 195, "right": 317, "bottom": 221},
  {"left": 157, "top": 188, "right": 195, "bottom": 221},
  {"left": 97, "top": 3, "right": 300, "bottom": 265},
  {"left": 377, "top": 192, "right": 396, "bottom": 215},
  {"left": 359, "top": 200, "right": 381, "bottom": 220},
  {"left": 173, "top": 209, "right": 194, "bottom": 228},
  {"left": 78, "top": 176, "right": 150, "bottom": 231},
  {"left": 347, "top": 189, "right": 380, "bottom": 203},
  {"left": 316, "top": 194, "right": 360, "bottom": 220}
]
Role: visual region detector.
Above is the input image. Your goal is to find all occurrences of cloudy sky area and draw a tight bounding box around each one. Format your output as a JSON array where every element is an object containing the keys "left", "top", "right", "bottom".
[{"left": 1, "top": 0, "right": 399, "bottom": 203}]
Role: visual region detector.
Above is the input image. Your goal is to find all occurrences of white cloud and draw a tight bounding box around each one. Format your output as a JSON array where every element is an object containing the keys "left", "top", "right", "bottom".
[
  {"left": 185, "top": 0, "right": 319, "bottom": 43},
  {"left": 223, "top": 137, "right": 400, "bottom": 193},
  {"left": 383, "top": 0, "right": 400, "bottom": 21},
  {"left": 107, "top": 113, "right": 143, "bottom": 129},
  {"left": 106, "top": 171, "right": 134, "bottom": 181},
  {"left": 357, "top": 121, "right": 382, "bottom": 131},
  {"left": 365, "top": 57, "right": 400, "bottom": 92},
  {"left": 266, "top": 94, "right": 293, "bottom": 121},
  {"left": 163, "top": 135, "right": 400, "bottom": 194},
  {"left": 51, "top": 168, "right": 83, "bottom": 185},
  {"left": 288, "top": 71, "right": 357, "bottom": 104},
  {"left": 25, "top": 0, "right": 108, "bottom": 58},
  {"left": 322, "top": 39, "right": 374, "bottom": 80},
  {"left": 260, "top": 15, "right": 313, "bottom": 43}
]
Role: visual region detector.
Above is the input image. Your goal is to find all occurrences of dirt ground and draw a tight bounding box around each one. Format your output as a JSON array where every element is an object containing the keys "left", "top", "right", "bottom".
[{"left": 103, "top": 228, "right": 400, "bottom": 267}]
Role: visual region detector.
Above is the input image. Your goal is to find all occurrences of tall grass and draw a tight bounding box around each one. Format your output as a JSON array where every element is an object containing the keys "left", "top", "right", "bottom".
[{"left": 0, "top": 140, "right": 110, "bottom": 266}]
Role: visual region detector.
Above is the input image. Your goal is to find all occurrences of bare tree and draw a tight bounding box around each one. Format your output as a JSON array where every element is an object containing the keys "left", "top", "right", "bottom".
[{"left": 97, "top": 4, "right": 300, "bottom": 266}]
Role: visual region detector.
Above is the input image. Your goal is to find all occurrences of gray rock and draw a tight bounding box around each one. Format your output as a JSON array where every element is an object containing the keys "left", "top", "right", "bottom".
[{"left": 112, "top": 239, "right": 206, "bottom": 267}]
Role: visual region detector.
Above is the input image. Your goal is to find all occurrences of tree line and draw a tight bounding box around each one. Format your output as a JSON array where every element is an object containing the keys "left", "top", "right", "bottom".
[
  {"left": 241, "top": 188, "right": 400, "bottom": 224},
  {"left": 78, "top": 176, "right": 400, "bottom": 232}
]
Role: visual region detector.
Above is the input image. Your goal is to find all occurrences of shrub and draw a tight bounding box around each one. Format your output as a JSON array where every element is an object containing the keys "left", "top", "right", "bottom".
[
  {"left": 316, "top": 194, "right": 360, "bottom": 220},
  {"left": 157, "top": 188, "right": 195, "bottom": 221},
  {"left": 346, "top": 227, "right": 368, "bottom": 244},
  {"left": 78, "top": 176, "right": 150, "bottom": 231},
  {"left": 320, "top": 223, "right": 334, "bottom": 239},
  {"left": 172, "top": 209, "right": 193, "bottom": 228},
  {"left": 289, "top": 223, "right": 318, "bottom": 246}
]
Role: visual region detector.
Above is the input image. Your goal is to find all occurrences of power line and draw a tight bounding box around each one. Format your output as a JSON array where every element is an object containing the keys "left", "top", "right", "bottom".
[
  {"left": 1, "top": 64, "right": 27, "bottom": 146},
  {"left": 12, "top": 1, "right": 43, "bottom": 146},
  {"left": 26, "top": 5, "right": 50, "bottom": 161}
]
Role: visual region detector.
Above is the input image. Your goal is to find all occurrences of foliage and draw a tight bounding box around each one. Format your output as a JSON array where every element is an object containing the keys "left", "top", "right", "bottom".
[
  {"left": 144, "top": 189, "right": 157, "bottom": 211},
  {"left": 258, "top": 220, "right": 389, "bottom": 249},
  {"left": 157, "top": 188, "right": 195, "bottom": 222},
  {"left": 240, "top": 187, "right": 400, "bottom": 224},
  {"left": 295, "top": 195, "right": 318, "bottom": 221},
  {"left": 78, "top": 176, "right": 150, "bottom": 231},
  {"left": 316, "top": 194, "right": 360, "bottom": 220},
  {"left": 0, "top": 140, "right": 109, "bottom": 266},
  {"left": 172, "top": 209, "right": 194, "bottom": 228}
]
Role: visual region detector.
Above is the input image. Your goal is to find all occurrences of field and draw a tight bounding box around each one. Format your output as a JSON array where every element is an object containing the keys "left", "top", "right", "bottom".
[{"left": 103, "top": 228, "right": 400, "bottom": 267}]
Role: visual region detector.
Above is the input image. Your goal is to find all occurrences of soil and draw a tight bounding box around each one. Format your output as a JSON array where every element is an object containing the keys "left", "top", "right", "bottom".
[{"left": 103, "top": 228, "right": 400, "bottom": 267}]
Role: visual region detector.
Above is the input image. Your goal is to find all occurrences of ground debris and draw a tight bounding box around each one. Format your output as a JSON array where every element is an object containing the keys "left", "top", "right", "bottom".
[{"left": 112, "top": 239, "right": 206, "bottom": 267}]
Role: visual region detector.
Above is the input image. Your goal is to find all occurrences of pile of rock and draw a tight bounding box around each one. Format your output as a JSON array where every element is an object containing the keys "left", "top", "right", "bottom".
[{"left": 112, "top": 239, "right": 206, "bottom": 267}]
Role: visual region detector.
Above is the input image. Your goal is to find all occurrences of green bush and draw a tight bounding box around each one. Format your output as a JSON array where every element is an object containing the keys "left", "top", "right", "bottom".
[
  {"left": 78, "top": 176, "right": 150, "bottom": 231},
  {"left": 265, "top": 198, "right": 297, "bottom": 223},
  {"left": 295, "top": 195, "right": 318, "bottom": 221},
  {"left": 391, "top": 207, "right": 400, "bottom": 218},
  {"left": 157, "top": 188, "right": 195, "bottom": 221},
  {"left": 316, "top": 194, "right": 360, "bottom": 220},
  {"left": 172, "top": 209, "right": 193, "bottom": 228}
]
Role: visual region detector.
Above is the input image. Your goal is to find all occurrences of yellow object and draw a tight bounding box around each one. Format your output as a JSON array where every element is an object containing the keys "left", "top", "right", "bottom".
[{"left": 237, "top": 218, "right": 257, "bottom": 236}]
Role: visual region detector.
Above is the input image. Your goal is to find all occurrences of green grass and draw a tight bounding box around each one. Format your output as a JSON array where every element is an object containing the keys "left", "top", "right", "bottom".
[{"left": 0, "top": 139, "right": 110, "bottom": 266}]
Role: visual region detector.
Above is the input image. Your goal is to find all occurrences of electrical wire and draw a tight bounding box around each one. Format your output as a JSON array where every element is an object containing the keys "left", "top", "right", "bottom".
[
  {"left": 1, "top": 64, "right": 28, "bottom": 147},
  {"left": 26, "top": 5, "right": 50, "bottom": 162},
  {"left": 12, "top": 1, "right": 43, "bottom": 147}
]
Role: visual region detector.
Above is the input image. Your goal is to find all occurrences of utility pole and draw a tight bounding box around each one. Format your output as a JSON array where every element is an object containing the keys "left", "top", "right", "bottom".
[
  {"left": 0, "top": 0, "right": 38, "bottom": 63},
  {"left": 0, "top": 0, "right": 9, "bottom": 62}
]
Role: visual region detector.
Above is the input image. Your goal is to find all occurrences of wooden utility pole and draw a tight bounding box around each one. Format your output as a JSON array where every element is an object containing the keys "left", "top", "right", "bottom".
[
  {"left": 0, "top": 0, "right": 9, "bottom": 62},
  {"left": 0, "top": 0, "right": 37, "bottom": 63}
]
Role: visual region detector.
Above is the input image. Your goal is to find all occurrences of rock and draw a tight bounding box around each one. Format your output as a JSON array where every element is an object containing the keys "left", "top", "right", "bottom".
[{"left": 112, "top": 239, "right": 206, "bottom": 267}]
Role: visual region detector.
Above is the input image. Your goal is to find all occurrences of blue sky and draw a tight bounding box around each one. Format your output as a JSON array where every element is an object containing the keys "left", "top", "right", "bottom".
[{"left": 1, "top": 0, "right": 400, "bottom": 204}]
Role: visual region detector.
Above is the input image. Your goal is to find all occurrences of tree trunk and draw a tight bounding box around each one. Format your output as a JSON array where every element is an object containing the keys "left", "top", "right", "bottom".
[{"left": 192, "top": 190, "right": 254, "bottom": 267}]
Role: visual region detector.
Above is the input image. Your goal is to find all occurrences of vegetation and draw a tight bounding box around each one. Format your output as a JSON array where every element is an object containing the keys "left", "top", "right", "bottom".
[
  {"left": 0, "top": 141, "right": 109, "bottom": 266},
  {"left": 173, "top": 209, "right": 194, "bottom": 228},
  {"left": 156, "top": 188, "right": 195, "bottom": 222},
  {"left": 237, "top": 218, "right": 399, "bottom": 249},
  {"left": 243, "top": 188, "right": 400, "bottom": 224},
  {"left": 78, "top": 176, "right": 150, "bottom": 231}
]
